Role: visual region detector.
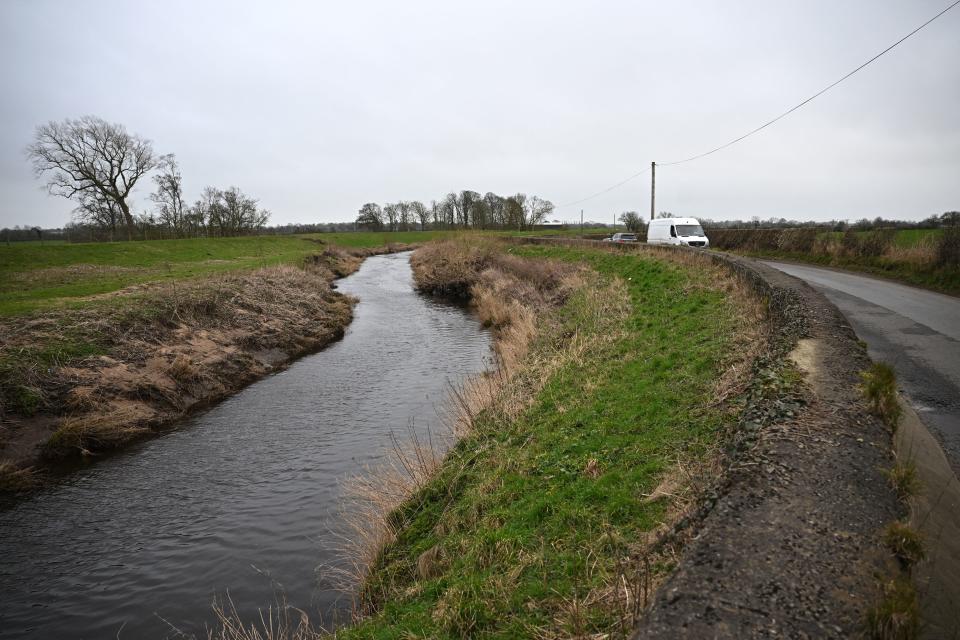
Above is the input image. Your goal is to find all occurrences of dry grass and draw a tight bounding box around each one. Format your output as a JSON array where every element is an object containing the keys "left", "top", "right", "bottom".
[
  {"left": 886, "top": 460, "right": 921, "bottom": 500},
  {"left": 315, "top": 242, "right": 632, "bottom": 615},
  {"left": 862, "top": 362, "right": 902, "bottom": 428},
  {"left": 883, "top": 521, "right": 926, "bottom": 568},
  {"left": 864, "top": 577, "right": 920, "bottom": 640},
  {"left": 1, "top": 251, "right": 365, "bottom": 468},
  {"left": 207, "top": 594, "right": 324, "bottom": 640},
  {"left": 45, "top": 405, "right": 153, "bottom": 456},
  {"left": 0, "top": 461, "right": 36, "bottom": 491}
]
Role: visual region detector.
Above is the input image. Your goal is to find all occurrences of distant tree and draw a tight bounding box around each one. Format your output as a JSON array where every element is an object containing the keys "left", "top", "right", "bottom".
[
  {"left": 220, "top": 186, "right": 269, "bottom": 233},
  {"left": 383, "top": 203, "right": 400, "bottom": 231},
  {"left": 150, "top": 155, "right": 187, "bottom": 237},
  {"left": 356, "top": 203, "right": 384, "bottom": 230},
  {"left": 618, "top": 211, "right": 644, "bottom": 232},
  {"left": 453, "top": 190, "right": 481, "bottom": 227},
  {"left": 656, "top": 211, "right": 675, "bottom": 219},
  {"left": 522, "top": 195, "right": 554, "bottom": 228},
  {"left": 192, "top": 186, "right": 268, "bottom": 236},
  {"left": 26, "top": 116, "right": 160, "bottom": 239},
  {"left": 941, "top": 211, "right": 960, "bottom": 227},
  {"left": 410, "top": 200, "right": 429, "bottom": 230},
  {"left": 397, "top": 201, "right": 414, "bottom": 231},
  {"left": 471, "top": 199, "right": 491, "bottom": 229},
  {"left": 504, "top": 195, "right": 526, "bottom": 229},
  {"left": 484, "top": 192, "right": 505, "bottom": 228}
]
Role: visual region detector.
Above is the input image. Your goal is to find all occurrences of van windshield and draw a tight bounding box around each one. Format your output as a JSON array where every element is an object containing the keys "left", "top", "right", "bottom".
[{"left": 675, "top": 225, "right": 704, "bottom": 237}]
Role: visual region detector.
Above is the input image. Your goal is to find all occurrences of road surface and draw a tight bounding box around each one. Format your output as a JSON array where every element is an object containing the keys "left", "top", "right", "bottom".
[{"left": 762, "top": 261, "right": 960, "bottom": 476}]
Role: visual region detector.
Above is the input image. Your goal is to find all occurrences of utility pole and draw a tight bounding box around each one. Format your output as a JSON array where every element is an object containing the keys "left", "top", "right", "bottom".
[
  {"left": 580, "top": 209, "right": 583, "bottom": 236},
  {"left": 650, "top": 161, "right": 656, "bottom": 221}
]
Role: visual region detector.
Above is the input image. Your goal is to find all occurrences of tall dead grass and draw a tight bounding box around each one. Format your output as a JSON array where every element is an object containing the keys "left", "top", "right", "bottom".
[
  {"left": 328, "top": 239, "right": 624, "bottom": 612},
  {"left": 1, "top": 253, "right": 362, "bottom": 462}
]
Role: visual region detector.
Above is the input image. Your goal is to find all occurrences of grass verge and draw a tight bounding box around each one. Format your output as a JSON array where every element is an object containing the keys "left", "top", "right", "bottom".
[{"left": 297, "top": 239, "right": 765, "bottom": 638}]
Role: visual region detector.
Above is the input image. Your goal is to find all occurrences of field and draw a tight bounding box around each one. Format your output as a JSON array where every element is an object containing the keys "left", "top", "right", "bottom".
[
  {"left": 324, "top": 240, "right": 766, "bottom": 638},
  {"left": 0, "top": 232, "right": 448, "bottom": 316}
]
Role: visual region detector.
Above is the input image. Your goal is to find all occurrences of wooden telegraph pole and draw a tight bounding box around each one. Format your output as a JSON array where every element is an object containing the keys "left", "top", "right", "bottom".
[{"left": 650, "top": 161, "right": 656, "bottom": 221}]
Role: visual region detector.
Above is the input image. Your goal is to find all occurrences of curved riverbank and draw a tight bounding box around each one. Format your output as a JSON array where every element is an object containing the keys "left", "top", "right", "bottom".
[
  {"left": 304, "top": 239, "right": 770, "bottom": 639},
  {"left": 0, "top": 244, "right": 413, "bottom": 491},
  {"left": 0, "top": 251, "right": 492, "bottom": 638}
]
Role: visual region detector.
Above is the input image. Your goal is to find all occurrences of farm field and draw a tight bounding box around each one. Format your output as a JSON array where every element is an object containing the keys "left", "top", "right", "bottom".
[{"left": 0, "top": 232, "right": 446, "bottom": 316}]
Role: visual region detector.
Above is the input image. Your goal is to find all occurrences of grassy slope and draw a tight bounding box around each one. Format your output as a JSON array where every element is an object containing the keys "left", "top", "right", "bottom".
[
  {"left": 0, "top": 232, "right": 445, "bottom": 316},
  {"left": 339, "top": 246, "right": 744, "bottom": 639}
]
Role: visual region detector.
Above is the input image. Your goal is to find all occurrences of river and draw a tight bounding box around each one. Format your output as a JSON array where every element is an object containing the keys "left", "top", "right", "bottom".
[{"left": 0, "top": 252, "right": 491, "bottom": 639}]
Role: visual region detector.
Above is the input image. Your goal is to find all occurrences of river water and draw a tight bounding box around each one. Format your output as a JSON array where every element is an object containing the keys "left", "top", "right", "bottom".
[{"left": 0, "top": 252, "right": 491, "bottom": 639}]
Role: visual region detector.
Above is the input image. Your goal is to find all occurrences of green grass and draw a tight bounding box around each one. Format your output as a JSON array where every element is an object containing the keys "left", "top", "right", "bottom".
[
  {"left": 0, "top": 232, "right": 447, "bottom": 316},
  {"left": 890, "top": 228, "right": 941, "bottom": 247},
  {"left": 338, "top": 245, "right": 745, "bottom": 638},
  {"left": 814, "top": 229, "right": 941, "bottom": 246}
]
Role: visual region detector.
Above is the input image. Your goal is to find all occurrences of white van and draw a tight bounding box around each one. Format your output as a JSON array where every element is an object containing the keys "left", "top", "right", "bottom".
[{"left": 646, "top": 217, "right": 710, "bottom": 248}]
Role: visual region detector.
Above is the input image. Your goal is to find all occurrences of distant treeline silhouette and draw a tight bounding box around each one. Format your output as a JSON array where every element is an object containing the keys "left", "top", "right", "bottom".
[{"left": 355, "top": 191, "right": 555, "bottom": 231}]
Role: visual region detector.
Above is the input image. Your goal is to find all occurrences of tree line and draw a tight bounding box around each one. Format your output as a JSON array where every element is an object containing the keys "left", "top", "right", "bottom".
[
  {"left": 355, "top": 191, "right": 555, "bottom": 231},
  {"left": 25, "top": 116, "right": 270, "bottom": 241}
]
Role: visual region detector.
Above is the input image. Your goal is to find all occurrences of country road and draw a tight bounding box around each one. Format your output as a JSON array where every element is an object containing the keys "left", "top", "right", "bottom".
[{"left": 762, "top": 261, "right": 960, "bottom": 478}]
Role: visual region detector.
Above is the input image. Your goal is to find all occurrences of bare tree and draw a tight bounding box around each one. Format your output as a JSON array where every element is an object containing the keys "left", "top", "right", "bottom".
[
  {"left": 619, "top": 211, "right": 644, "bottom": 233},
  {"left": 484, "top": 192, "right": 505, "bottom": 228},
  {"left": 356, "top": 203, "right": 384, "bottom": 230},
  {"left": 26, "top": 116, "right": 159, "bottom": 239},
  {"left": 456, "top": 190, "right": 481, "bottom": 227},
  {"left": 72, "top": 190, "right": 124, "bottom": 239},
  {"left": 443, "top": 193, "right": 458, "bottom": 228},
  {"left": 397, "top": 201, "right": 414, "bottom": 231},
  {"left": 150, "top": 155, "right": 187, "bottom": 237},
  {"left": 429, "top": 200, "right": 445, "bottom": 229},
  {"left": 410, "top": 200, "right": 429, "bottom": 230},
  {"left": 504, "top": 195, "right": 526, "bottom": 230},
  {"left": 383, "top": 203, "right": 400, "bottom": 231},
  {"left": 192, "top": 186, "right": 268, "bottom": 236},
  {"left": 521, "top": 194, "right": 554, "bottom": 228}
]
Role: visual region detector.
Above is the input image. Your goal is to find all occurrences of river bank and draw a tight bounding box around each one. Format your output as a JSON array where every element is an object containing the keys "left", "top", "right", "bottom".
[
  {"left": 0, "top": 251, "right": 492, "bottom": 638},
  {"left": 0, "top": 243, "right": 412, "bottom": 490},
  {"left": 276, "top": 238, "right": 770, "bottom": 639}
]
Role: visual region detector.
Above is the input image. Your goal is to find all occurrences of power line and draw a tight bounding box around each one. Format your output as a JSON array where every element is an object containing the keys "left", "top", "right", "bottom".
[
  {"left": 557, "top": 0, "right": 960, "bottom": 208},
  {"left": 658, "top": 0, "right": 960, "bottom": 166},
  {"left": 558, "top": 166, "right": 650, "bottom": 207}
]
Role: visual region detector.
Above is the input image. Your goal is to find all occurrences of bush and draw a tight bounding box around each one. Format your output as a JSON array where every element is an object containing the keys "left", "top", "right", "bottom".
[
  {"left": 858, "top": 229, "right": 896, "bottom": 258},
  {"left": 778, "top": 228, "right": 818, "bottom": 253},
  {"left": 841, "top": 229, "right": 860, "bottom": 257},
  {"left": 936, "top": 226, "right": 960, "bottom": 267}
]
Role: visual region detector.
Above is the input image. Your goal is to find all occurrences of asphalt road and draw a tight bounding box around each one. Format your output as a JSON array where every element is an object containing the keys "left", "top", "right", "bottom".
[{"left": 762, "top": 261, "right": 960, "bottom": 476}]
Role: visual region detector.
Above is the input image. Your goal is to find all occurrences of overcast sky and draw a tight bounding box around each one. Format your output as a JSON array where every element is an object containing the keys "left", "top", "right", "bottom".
[{"left": 1, "top": 0, "right": 958, "bottom": 228}]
